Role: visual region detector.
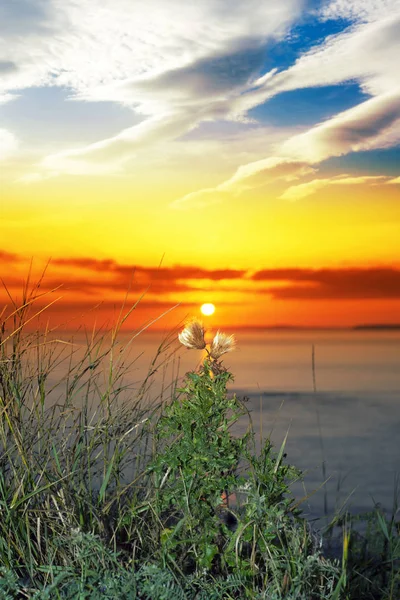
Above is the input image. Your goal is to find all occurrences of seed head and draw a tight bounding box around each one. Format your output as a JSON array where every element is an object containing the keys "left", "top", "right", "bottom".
[
  {"left": 178, "top": 319, "right": 206, "bottom": 350},
  {"left": 209, "top": 331, "right": 236, "bottom": 359}
]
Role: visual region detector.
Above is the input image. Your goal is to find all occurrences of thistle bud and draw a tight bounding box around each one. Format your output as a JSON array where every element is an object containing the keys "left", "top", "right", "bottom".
[
  {"left": 178, "top": 319, "right": 206, "bottom": 350},
  {"left": 209, "top": 331, "right": 235, "bottom": 359}
]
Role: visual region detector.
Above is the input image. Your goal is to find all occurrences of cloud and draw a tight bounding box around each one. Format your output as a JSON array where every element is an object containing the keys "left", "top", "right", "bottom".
[
  {"left": 41, "top": 112, "right": 198, "bottom": 173},
  {"left": 388, "top": 176, "right": 400, "bottom": 184},
  {"left": 0, "top": 253, "right": 250, "bottom": 302},
  {"left": 170, "top": 5, "right": 400, "bottom": 207},
  {"left": 252, "top": 267, "right": 400, "bottom": 299},
  {"left": 0, "top": 0, "right": 302, "bottom": 175},
  {"left": 172, "top": 86, "right": 400, "bottom": 208},
  {"left": 0, "top": 250, "right": 246, "bottom": 282},
  {"left": 171, "top": 86, "right": 400, "bottom": 209},
  {"left": 2, "top": 250, "right": 400, "bottom": 302},
  {"left": 281, "top": 89, "right": 400, "bottom": 162},
  {"left": 170, "top": 34, "right": 400, "bottom": 205},
  {"left": 0, "top": 128, "right": 18, "bottom": 160},
  {"left": 51, "top": 257, "right": 247, "bottom": 282},
  {"left": 2, "top": 0, "right": 399, "bottom": 195},
  {"left": 172, "top": 157, "right": 316, "bottom": 209},
  {"left": 233, "top": 11, "right": 400, "bottom": 109},
  {"left": 219, "top": 158, "right": 316, "bottom": 190},
  {"left": 35, "top": 261, "right": 400, "bottom": 300},
  {"left": 319, "top": 0, "right": 400, "bottom": 23},
  {"left": 280, "top": 175, "right": 390, "bottom": 201}
]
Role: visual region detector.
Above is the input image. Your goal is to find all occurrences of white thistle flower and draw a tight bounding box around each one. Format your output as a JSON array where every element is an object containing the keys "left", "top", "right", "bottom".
[
  {"left": 209, "top": 331, "right": 236, "bottom": 359},
  {"left": 178, "top": 319, "right": 206, "bottom": 350}
]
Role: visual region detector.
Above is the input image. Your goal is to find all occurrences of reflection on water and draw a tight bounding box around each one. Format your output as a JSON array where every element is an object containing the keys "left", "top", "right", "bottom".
[{"left": 47, "top": 329, "right": 400, "bottom": 519}]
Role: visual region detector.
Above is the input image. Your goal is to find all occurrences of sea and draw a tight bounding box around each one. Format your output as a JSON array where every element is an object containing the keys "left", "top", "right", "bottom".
[{"left": 48, "top": 328, "right": 400, "bottom": 521}]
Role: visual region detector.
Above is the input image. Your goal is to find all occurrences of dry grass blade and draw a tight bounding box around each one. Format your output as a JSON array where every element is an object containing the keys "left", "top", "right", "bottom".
[{"left": 0, "top": 295, "right": 63, "bottom": 347}]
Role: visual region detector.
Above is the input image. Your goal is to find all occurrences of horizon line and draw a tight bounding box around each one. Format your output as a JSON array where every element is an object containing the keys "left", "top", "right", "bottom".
[{"left": 51, "top": 323, "right": 400, "bottom": 334}]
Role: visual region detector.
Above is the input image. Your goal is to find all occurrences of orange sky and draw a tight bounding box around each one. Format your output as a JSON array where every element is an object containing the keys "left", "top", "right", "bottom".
[
  {"left": 1, "top": 249, "right": 400, "bottom": 332},
  {"left": 1, "top": 0, "right": 400, "bottom": 331}
]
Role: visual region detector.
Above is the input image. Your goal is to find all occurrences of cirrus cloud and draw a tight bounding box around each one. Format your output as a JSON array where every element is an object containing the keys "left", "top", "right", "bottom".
[
  {"left": 0, "top": 0, "right": 302, "bottom": 176},
  {"left": 171, "top": 157, "right": 316, "bottom": 209},
  {"left": 1, "top": 0, "right": 399, "bottom": 188},
  {"left": 169, "top": 2, "right": 400, "bottom": 209},
  {"left": 279, "top": 175, "right": 392, "bottom": 201}
]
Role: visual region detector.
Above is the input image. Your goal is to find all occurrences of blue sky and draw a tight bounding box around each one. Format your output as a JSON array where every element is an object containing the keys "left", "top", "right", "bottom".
[
  {"left": 249, "top": 83, "right": 369, "bottom": 127},
  {"left": 0, "top": 86, "right": 136, "bottom": 146}
]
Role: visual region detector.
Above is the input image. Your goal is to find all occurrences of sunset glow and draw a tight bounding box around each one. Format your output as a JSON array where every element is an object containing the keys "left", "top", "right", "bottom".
[{"left": 0, "top": 0, "right": 399, "bottom": 331}]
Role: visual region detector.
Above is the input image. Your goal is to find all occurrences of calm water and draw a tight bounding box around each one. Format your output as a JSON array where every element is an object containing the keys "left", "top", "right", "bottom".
[
  {"left": 51, "top": 329, "right": 400, "bottom": 520},
  {"left": 227, "top": 330, "right": 400, "bottom": 520}
]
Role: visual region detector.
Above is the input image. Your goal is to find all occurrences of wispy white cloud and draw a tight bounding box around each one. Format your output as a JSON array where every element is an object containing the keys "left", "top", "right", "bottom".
[
  {"left": 228, "top": 16, "right": 400, "bottom": 127},
  {"left": 279, "top": 175, "right": 390, "bottom": 201},
  {"left": 219, "top": 157, "right": 316, "bottom": 190},
  {"left": 171, "top": 3, "right": 400, "bottom": 209},
  {"left": 0, "top": 0, "right": 301, "bottom": 100},
  {"left": 2, "top": 0, "right": 400, "bottom": 184},
  {"left": 171, "top": 157, "right": 315, "bottom": 209},
  {"left": 170, "top": 88, "right": 400, "bottom": 209},
  {"left": 319, "top": 0, "right": 400, "bottom": 22},
  {"left": 41, "top": 112, "right": 199, "bottom": 173},
  {"left": 281, "top": 89, "right": 400, "bottom": 162},
  {"left": 0, "top": 0, "right": 302, "bottom": 175}
]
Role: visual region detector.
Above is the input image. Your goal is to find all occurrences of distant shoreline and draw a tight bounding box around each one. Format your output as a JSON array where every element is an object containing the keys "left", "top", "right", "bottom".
[
  {"left": 212, "top": 324, "right": 400, "bottom": 332},
  {"left": 352, "top": 324, "right": 400, "bottom": 330}
]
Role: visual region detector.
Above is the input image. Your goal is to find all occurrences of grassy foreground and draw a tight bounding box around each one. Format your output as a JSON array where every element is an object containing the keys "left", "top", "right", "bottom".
[{"left": 0, "top": 288, "right": 399, "bottom": 598}]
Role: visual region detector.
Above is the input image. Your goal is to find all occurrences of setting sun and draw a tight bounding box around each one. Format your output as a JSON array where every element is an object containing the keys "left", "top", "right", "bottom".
[{"left": 200, "top": 303, "right": 215, "bottom": 316}]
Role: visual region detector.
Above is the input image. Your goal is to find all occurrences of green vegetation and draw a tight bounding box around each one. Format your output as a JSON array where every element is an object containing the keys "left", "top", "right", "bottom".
[{"left": 0, "top": 284, "right": 399, "bottom": 598}]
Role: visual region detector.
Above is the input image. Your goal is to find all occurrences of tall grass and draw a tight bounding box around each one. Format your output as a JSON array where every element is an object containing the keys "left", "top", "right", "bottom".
[
  {"left": 0, "top": 279, "right": 399, "bottom": 598},
  {"left": 0, "top": 278, "right": 178, "bottom": 591}
]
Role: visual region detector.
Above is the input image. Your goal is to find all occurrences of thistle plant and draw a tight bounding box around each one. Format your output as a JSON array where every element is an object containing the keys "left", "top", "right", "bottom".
[
  {"left": 148, "top": 320, "right": 341, "bottom": 596},
  {"left": 150, "top": 320, "right": 246, "bottom": 573}
]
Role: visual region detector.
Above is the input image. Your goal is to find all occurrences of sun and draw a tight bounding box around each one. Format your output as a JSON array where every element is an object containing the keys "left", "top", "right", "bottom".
[{"left": 200, "top": 303, "right": 215, "bottom": 316}]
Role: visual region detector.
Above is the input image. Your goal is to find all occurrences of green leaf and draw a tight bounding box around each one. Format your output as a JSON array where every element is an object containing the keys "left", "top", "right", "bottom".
[
  {"left": 99, "top": 454, "right": 116, "bottom": 505},
  {"left": 376, "top": 510, "right": 390, "bottom": 541},
  {"left": 273, "top": 426, "right": 290, "bottom": 474},
  {"left": 199, "top": 544, "right": 219, "bottom": 569}
]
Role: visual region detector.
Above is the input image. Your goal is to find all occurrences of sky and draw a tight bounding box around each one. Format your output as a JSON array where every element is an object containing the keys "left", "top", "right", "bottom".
[{"left": 1, "top": 0, "right": 400, "bottom": 331}]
